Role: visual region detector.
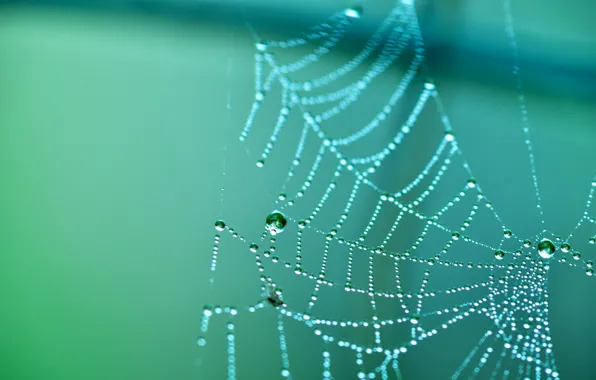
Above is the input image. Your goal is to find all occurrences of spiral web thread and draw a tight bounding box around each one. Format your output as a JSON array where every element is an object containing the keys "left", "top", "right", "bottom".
[{"left": 198, "top": 1, "right": 596, "bottom": 379}]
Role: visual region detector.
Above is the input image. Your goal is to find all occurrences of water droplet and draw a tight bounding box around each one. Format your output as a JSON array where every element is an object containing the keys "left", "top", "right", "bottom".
[
  {"left": 410, "top": 315, "right": 419, "bottom": 324},
  {"left": 266, "top": 211, "right": 287, "bottom": 235},
  {"left": 215, "top": 220, "right": 225, "bottom": 231},
  {"left": 278, "top": 193, "right": 286, "bottom": 201},
  {"left": 452, "top": 232, "right": 460, "bottom": 240},
  {"left": 256, "top": 159, "right": 265, "bottom": 168},
  {"left": 249, "top": 243, "right": 259, "bottom": 253},
  {"left": 197, "top": 336, "right": 207, "bottom": 346},
  {"left": 344, "top": 5, "right": 363, "bottom": 18},
  {"left": 504, "top": 230, "right": 512, "bottom": 238},
  {"left": 444, "top": 131, "right": 455, "bottom": 141},
  {"left": 560, "top": 243, "right": 571, "bottom": 253},
  {"left": 424, "top": 82, "right": 436, "bottom": 91},
  {"left": 467, "top": 179, "right": 477, "bottom": 188},
  {"left": 590, "top": 237, "right": 596, "bottom": 245},
  {"left": 572, "top": 251, "right": 581, "bottom": 260},
  {"left": 255, "top": 41, "right": 268, "bottom": 52},
  {"left": 523, "top": 239, "right": 532, "bottom": 248},
  {"left": 495, "top": 250, "right": 505, "bottom": 260},
  {"left": 587, "top": 268, "right": 594, "bottom": 276},
  {"left": 298, "top": 220, "right": 306, "bottom": 229},
  {"left": 537, "top": 239, "right": 555, "bottom": 259}
]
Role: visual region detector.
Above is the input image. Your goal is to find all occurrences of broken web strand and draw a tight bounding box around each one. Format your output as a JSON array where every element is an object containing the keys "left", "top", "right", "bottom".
[{"left": 198, "top": 1, "right": 591, "bottom": 379}]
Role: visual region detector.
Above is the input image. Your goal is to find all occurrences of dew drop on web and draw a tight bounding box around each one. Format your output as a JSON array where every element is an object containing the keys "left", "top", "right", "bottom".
[
  {"left": 537, "top": 238, "right": 555, "bottom": 259},
  {"left": 344, "top": 5, "right": 363, "bottom": 19},
  {"left": 214, "top": 220, "right": 225, "bottom": 231},
  {"left": 266, "top": 211, "right": 287, "bottom": 235}
]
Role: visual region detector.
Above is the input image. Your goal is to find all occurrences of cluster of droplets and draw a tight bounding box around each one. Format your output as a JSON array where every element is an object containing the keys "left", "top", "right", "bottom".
[{"left": 204, "top": 172, "right": 578, "bottom": 379}]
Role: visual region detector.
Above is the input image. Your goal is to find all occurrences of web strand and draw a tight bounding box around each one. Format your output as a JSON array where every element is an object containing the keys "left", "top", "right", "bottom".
[{"left": 501, "top": 0, "right": 546, "bottom": 227}]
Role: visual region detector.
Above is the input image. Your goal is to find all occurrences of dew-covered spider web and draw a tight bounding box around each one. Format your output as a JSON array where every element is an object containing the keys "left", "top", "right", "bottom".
[{"left": 197, "top": 1, "right": 596, "bottom": 379}]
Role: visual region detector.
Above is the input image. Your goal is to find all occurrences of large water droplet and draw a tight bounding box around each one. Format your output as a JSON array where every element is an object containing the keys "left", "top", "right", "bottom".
[
  {"left": 503, "top": 229, "right": 512, "bottom": 239},
  {"left": 266, "top": 211, "right": 287, "bottom": 235},
  {"left": 537, "top": 238, "right": 555, "bottom": 259},
  {"left": 494, "top": 250, "right": 505, "bottom": 260},
  {"left": 215, "top": 220, "right": 225, "bottom": 231}
]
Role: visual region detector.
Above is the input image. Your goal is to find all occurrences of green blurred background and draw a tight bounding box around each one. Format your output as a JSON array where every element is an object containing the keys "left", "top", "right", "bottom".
[{"left": 1, "top": 1, "right": 595, "bottom": 379}]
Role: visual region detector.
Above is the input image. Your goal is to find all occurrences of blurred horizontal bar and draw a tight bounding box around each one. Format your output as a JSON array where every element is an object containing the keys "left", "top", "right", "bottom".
[{"left": 1, "top": 0, "right": 594, "bottom": 98}]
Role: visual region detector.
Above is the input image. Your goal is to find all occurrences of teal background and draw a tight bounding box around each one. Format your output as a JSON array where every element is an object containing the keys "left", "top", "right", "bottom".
[{"left": 1, "top": 2, "right": 595, "bottom": 379}]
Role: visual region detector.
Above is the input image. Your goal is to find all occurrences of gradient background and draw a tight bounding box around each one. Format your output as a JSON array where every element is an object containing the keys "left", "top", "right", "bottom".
[{"left": 1, "top": 1, "right": 595, "bottom": 379}]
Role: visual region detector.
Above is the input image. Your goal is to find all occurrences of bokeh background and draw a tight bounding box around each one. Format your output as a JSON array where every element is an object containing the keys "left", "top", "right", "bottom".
[{"left": 1, "top": 0, "right": 595, "bottom": 379}]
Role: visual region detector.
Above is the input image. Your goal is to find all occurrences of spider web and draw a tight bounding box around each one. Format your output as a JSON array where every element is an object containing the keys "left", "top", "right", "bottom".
[{"left": 197, "top": 1, "right": 596, "bottom": 378}]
